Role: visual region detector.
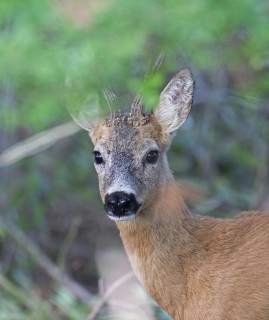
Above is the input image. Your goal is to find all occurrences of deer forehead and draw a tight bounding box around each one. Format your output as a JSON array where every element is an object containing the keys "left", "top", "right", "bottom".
[{"left": 91, "top": 114, "right": 170, "bottom": 152}]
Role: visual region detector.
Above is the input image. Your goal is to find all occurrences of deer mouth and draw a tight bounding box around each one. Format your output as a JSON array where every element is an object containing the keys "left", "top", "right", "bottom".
[
  {"left": 106, "top": 212, "right": 138, "bottom": 221},
  {"left": 104, "top": 192, "right": 141, "bottom": 221}
]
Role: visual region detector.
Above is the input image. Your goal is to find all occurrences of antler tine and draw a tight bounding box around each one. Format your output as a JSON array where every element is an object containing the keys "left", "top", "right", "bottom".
[{"left": 131, "top": 96, "right": 144, "bottom": 117}]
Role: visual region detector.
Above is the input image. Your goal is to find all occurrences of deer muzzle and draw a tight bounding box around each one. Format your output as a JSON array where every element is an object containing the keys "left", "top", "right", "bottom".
[{"left": 104, "top": 192, "right": 141, "bottom": 221}]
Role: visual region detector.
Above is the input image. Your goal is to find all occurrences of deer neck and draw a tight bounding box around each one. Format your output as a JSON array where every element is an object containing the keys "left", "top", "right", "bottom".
[{"left": 116, "top": 178, "right": 205, "bottom": 316}]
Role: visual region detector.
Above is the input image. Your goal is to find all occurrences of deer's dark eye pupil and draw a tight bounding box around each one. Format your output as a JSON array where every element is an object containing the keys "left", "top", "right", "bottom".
[
  {"left": 94, "top": 151, "right": 103, "bottom": 165},
  {"left": 146, "top": 150, "right": 159, "bottom": 164}
]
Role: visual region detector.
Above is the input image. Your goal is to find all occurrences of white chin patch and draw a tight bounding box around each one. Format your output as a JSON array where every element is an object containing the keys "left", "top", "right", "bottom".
[{"left": 107, "top": 214, "right": 137, "bottom": 222}]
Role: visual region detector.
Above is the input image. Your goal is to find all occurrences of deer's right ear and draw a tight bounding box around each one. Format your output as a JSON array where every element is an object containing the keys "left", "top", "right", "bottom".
[
  {"left": 154, "top": 68, "right": 194, "bottom": 134},
  {"left": 69, "top": 108, "right": 94, "bottom": 133},
  {"left": 69, "top": 95, "right": 101, "bottom": 136}
]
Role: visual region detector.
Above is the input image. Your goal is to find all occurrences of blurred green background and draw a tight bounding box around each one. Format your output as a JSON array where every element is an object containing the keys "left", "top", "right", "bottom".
[{"left": 0, "top": 0, "right": 269, "bottom": 319}]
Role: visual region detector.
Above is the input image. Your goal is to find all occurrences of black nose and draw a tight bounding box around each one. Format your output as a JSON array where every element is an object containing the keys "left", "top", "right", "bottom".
[{"left": 104, "top": 192, "right": 139, "bottom": 217}]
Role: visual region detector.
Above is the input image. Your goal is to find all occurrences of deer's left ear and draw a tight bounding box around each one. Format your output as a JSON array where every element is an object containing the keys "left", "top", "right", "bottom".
[{"left": 154, "top": 68, "right": 194, "bottom": 133}]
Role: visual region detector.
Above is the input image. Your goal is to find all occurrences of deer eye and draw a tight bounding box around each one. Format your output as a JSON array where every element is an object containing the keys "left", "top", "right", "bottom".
[
  {"left": 93, "top": 151, "right": 103, "bottom": 165},
  {"left": 146, "top": 150, "right": 159, "bottom": 164}
]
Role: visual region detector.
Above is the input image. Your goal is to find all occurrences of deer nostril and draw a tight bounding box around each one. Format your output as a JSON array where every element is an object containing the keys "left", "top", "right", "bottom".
[
  {"left": 107, "top": 197, "right": 117, "bottom": 206},
  {"left": 118, "top": 196, "right": 131, "bottom": 209},
  {"left": 105, "top": 192, "right": 139, "bottom": 217}
]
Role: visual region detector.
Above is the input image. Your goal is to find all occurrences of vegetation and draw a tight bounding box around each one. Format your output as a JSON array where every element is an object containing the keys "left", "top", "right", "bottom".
[{"left": 0, "top": 0, "right": 268, "bottom": 319}]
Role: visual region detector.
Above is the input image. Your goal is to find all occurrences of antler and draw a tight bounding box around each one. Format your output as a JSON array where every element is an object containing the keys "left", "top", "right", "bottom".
[{"left": 130, "top": 96, "right": 144, "bottom": 118}]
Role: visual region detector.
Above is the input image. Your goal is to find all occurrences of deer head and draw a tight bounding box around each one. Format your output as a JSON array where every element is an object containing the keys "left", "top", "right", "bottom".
[{"left": 72, "top": 68, "right": 194, "bottom": 221}]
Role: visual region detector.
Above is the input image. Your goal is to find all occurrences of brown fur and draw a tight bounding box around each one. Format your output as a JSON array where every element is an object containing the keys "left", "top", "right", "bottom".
[
  {"left": 117, "top": 181, "right": 269, "bottom": 319},
  {"left": 92, "top": 113, "right": 170, "bottom": 150}
]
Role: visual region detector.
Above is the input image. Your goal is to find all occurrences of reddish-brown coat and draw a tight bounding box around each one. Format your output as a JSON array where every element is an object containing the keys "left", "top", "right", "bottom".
[{"left": 117, "top": 181, "right": 269, "bottom": 319}]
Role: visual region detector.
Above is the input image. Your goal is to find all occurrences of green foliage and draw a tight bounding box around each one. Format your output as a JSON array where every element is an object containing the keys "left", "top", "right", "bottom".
[{"left": 1, "top": 0, "right": 268, "bottom": 129}]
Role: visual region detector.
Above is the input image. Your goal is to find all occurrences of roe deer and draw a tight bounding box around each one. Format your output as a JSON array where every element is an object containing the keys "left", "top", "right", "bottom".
[{"left": 72, "top": 68, "right": 269, "bottom": 319}]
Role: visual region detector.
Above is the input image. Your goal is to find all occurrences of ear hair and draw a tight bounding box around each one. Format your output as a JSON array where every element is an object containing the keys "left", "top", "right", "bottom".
[
  {"left": 69, "top": 94, "right": 101, "bottom": 133},
  {"left": 154, "top": 68, "right": 194, "bottom": 133}
]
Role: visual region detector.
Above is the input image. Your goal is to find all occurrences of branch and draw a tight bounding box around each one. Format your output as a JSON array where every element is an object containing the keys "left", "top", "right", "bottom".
[
  {"left": 0, "top": 273, "right": 37, "bottom": 310},
  {"left": 0, "top": 216, "right": 93, "bottom": 303},
  {"left": 0, "top": 122, "right": 80, "bottom": 167},
  {"left": 85, "top": 271, "right": 134, "bottom": 320}
]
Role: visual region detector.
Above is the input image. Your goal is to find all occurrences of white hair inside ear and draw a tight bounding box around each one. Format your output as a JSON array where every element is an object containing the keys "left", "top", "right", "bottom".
[
  {"left": 154, "top": 68, "right": 194, "bottom": 133},
  {"left": 69, "top": 94, "right": 101, "bottom": 133}
]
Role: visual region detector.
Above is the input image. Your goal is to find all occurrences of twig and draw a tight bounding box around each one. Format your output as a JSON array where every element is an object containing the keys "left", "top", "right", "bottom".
[
  {"left": 0, "top": 122, "right": 80, "bottom": 167},
  {"left": 57, "top": 217, "right": 82, "bottom": 274},
  {"left": 85, "top": 271, "right": 134, "bottom": 320},
  {"left": 0, "top": 216, "right": 93, "bottom": 303},
  {"left": 0, "top": 270, "right": 75, "bottom": 319},
  {"left": 0, "top": 273, "right": 37, "bottom": 311}
]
